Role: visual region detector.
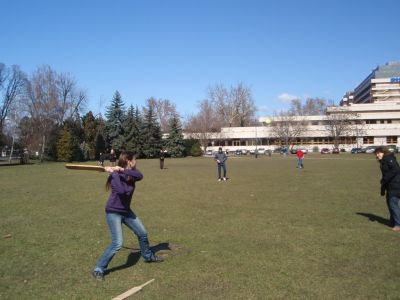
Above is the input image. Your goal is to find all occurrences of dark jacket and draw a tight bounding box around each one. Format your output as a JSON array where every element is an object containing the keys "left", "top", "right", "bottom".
[
  {"left": 380, "top": 153, "right": 400, "bottom": 197},
  {"left": 214, "top": 151, "right": 227, "bottom": 165}
]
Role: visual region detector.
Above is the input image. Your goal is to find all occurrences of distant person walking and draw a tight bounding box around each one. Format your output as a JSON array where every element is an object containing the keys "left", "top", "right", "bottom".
[
  {"left": 159, "top": 149, "right": 165, "bottom": 169},
  {"left": 99, "top": 152, "right": 105, "bottom": 167},
  {"left": 214, "top": 147, "right": 228, "bottom": 181},
  {"left": 296, "top": 150, "right": 304, "bottom": 169},
  {"left": 92, "top": 151, "right": 163, "bottom": 281},
  {"left": 374, "top": 147, "right": 400, "bottom": 232},
  {"left": 109, "top": 148, "right": 116, "bottom": 166}
]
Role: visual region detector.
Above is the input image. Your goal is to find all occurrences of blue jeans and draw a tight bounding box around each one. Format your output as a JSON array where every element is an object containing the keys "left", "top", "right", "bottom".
[
  {"left": 94, "top": 211, "right": 154, "bottom": 273},
  {"left": 297, "top": 158, "right": 303, "bottom": 168},
  {"left": 387, "top": 195, "right": 400, "bottom": 227},
  {"left": 217, "top": 163, "right": 226, "bottom": 178}
]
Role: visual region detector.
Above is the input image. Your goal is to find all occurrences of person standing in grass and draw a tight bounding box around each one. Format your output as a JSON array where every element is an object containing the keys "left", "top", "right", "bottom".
[
  {"left": 296, "top": 149, "right": 304, "bottom": 169},
  {"left": 374, "top": 147, "right": 400, "bottom": 232},
  {"left": 92, "top": 151, "right": 163, "bottom": 281},
  {"left": 214, "top": 147, "right": 228, "bottom": 181},
  {"left": 159, "top": 149, "right": 165, "bottom": 169},
  {"left": 109, "top": 148, "right": 116, "bottom": 166}
]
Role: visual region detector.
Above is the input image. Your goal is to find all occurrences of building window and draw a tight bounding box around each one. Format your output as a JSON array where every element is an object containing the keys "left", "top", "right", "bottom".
[
  {"left": 387, "top": 136, "right": 398, "bottom": 144},
  {"left": 363, "top": 137, "right": 374, "bottom": 144},
  {"left": 387, "top": 120, "right": 392, "bottom": 124},
  {"left": 366, "top": 120, "right": 377, "bottom": 124}
]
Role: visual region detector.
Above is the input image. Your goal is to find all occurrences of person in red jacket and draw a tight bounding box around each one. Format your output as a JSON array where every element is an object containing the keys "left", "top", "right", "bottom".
[{"left": 296, "top": 150, "right": 304, "bottom": 169}]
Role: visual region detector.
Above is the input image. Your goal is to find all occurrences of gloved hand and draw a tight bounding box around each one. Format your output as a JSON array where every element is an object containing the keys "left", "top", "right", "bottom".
[{"left": 380, "top": 186, "right": 386, "bottom": 196}]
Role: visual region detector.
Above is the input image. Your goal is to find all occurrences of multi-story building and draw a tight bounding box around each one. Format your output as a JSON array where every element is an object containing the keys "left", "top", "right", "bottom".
[
  {"left": 342, "top": 61, "right": 400, "bottom": 105},
  {"left": 188, "top": 62, "right": 400, "bottom": 153}
]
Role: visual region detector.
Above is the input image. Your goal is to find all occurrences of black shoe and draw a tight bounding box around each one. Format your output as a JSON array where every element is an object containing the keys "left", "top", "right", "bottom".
[
  {"left": 145, "top": 255, "right": 164, "bottom": 263},
  {"left": 92, "top": 270, "right": 104, "bottom": 281}
]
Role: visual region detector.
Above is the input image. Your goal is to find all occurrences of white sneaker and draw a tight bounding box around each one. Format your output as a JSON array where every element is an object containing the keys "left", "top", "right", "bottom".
[
  {"left": 218, "top": 178, "right": 222, "bottom": 181},
  {"left": 223, "top": 177, "right": 227, "bottom": 181}
]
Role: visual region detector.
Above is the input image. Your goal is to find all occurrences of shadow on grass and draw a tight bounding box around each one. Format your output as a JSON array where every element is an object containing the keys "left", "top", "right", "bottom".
[
  {"left": 105, "top": 242, "right": 170, "bottom": 275},
  {"left": 356, "top": 212, "right": 392, "bottom": 227},
  {"left": 0, "top": 162, "right": 35, "bottom": 167}
]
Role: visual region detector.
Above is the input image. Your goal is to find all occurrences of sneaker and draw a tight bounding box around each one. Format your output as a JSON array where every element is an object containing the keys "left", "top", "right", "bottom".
[
  {"left": 392, "top": 226, "right": 400, "bottom": 232},
  {"left": 218, "top": 178, "right": 222, "bottom": 181},
  {"left": 92, "top": 270, "right": 104, "bottom": 281},
  {"left": 145, "top": 255, "right": 164, "bottom": 263},
  {"left": 223, "top": 177, "right": 227, "bottom": 181}
]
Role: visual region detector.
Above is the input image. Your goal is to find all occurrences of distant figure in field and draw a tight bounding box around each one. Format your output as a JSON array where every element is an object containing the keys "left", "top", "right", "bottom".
[
  {"left": 159, "top": 149, "right": 165, "bottom": 169},
  {"left": 374, "top": 147, "right": 400, "bottom": 232},
  {"left": 296, "top": 150, "right": 304, "bottom": 169},
  {"left": 214, "top": 147, "right": 228, "bottom": 181},
  {"left": 92, "top": 151, "right": 163, "bottom": 281},
  {"left": 109, "top": 148, "right": 116, "bottom": 166},
  {"left": 99, "top": 152, "right": 105, "bottom": 167}
]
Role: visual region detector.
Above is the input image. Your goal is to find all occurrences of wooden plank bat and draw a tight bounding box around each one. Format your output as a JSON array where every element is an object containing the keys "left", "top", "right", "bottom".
[
  {"left": 65, "top": 164, "right": 105, "bottom": 172},
  {"left": 112, "top": 279, "right": 155, "bottom": 300}
]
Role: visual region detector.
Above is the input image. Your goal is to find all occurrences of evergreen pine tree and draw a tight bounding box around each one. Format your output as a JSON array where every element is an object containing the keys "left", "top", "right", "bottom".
[
  {"left": 56, "top": 128, "right": 74, "bottom": 162},
  {"left": 82, "top": 111, "right": 97, "bottom": 160},
  {"left": 165, "top": 116, "right": 185, "bottom": 157},
  {"left": 123, "top": 105, "right": 142, "bottom": 154},
  {"left": 141, "top": 104, "right": 162, "bottom": 158},
  {"left": 105, "top": 91, "right": 126, "bottom": 151}
]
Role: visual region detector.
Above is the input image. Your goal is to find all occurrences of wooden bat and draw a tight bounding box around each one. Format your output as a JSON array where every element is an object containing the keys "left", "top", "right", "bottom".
[
  {"left": 65, "top": 164, "right": 105, "bottom": 172},
  {"left": 112, "top": 279, "right": 155, "bottom": 300}
]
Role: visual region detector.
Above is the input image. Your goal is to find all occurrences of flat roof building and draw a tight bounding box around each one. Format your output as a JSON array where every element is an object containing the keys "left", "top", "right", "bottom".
[{"left": 186, "top": 62, "right": 400, "bottom": 153}]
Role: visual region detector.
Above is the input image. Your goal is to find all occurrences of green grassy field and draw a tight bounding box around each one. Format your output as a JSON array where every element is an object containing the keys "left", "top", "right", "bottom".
[{"left": 1, "top": 154, "right": 399, "bottom": 299}]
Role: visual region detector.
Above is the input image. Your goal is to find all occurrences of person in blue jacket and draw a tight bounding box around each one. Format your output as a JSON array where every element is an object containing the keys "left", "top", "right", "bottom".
[
  {"left": 92, "top": 151, "right": 163, "bottom": 281},
  {"left": 214, "top": 147, "right": 228, "bottom": 181}
]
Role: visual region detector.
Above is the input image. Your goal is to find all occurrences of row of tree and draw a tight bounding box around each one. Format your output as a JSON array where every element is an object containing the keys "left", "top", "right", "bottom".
[
  {"left": 0, "top": 63, "right": 192, "bottom": 161},
  {"left": 2, "top": 61, "right": 357, "bottom": 160}
]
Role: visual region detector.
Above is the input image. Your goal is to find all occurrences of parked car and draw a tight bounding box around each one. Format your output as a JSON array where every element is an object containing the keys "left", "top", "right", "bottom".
[
  {"left": 387, "top": 145, "right": 399, "bottom": 153},
  {"left": 235, "top": 149, "right": 246, "bottom": 155},
  {"left": 332, "top": 148, "right": 340, "bottom": 154},
  {"left": 205, "top": 149, "right": 213, "bottom": 156},
  {"left": 320, "top": 148, "right": 330, "bottom": 154},
  {"left": 350, "top": 147, "right": 363, "bottom": 154},
  {"left": 364, "top": 146, "right": 377, "bottom": 154},
  {"left": 290, "top": 148, "right": 308, "bottom": 154}
]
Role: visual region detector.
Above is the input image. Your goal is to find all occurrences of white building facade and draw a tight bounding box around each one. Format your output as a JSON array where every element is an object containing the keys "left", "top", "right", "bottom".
[{"left": 193, "top": 62, "right": 400, "bottom": 153}]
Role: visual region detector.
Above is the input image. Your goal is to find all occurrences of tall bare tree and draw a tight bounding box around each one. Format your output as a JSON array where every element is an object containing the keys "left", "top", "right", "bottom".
[
  {"left": 230, "top": 82, "right": 256, "bottom": 126},
  {"left": 270, "top": 111, "right": 308, "bottom": 151},
  {"left": 289, "top": 97, "right": 328, "bottom": 116},
  {"left": 23, "top": 65, "right": 86, "bottom": 159},
  {"left": 208, "top": 82, "right": 256, "bottom": 127},
  {"left": 184, "top": 99, "right": 219, "bottom": 152},
  {"left": 324, "top": 107, "right": 364, "bottom": 148},
  {"left": 146, "top": 97, "right": 178, "bottom": 132},
  {"left": 0, "top": 63, "right": 26, "bottom": 138}
]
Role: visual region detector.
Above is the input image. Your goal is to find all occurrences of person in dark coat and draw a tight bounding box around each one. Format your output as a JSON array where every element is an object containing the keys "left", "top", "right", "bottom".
[
  {"left": 99, "top": 152, "right": 105, "bottom": 167},
  {"left": 214, "top": 147, "right": 228, "bottom": 181},
  {"left": 375, "top": 147, "right": 400, "bottom": 232},
  {"left": 159, "top": 149, "right": 165, "bottom": 169},
  {"left": 109, "top": 148, "right": 116, "bottom": 166}
]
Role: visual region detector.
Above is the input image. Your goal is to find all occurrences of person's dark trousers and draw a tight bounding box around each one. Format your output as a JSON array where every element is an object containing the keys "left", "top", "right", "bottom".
[
  {"left": 218, "top": 163, "right": 226, "bottom": 179},
  {"left": 160, "top": 159, "right": 164, "bottom": 169},
  {"left": 386, "top": 194, "right": 395, "bottom": 227}
]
